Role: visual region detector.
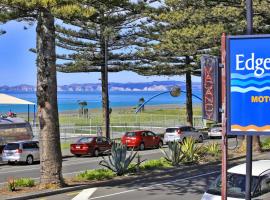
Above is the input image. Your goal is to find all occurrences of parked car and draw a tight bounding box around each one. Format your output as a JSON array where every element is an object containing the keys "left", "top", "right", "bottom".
[
  {"left": 208, "top": 123, "right": 222, "bottom": 138},
  {"left": 202, "top": 160, "right": 270, "bottom": 200},
  {"left": 2, "top": 141, "right": 39, "bottom": 165},
  {"left": 70, "top": 136, "right": 112, "bottom": 157},
  {"left": 121, "top": 130, "right": 163, "bottom": 150},
  {"left": 163, "top": 126, "right": 204, "bottom": 144}
]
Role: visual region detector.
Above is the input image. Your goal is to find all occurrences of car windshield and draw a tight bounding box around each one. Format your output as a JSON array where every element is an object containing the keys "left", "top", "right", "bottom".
[
  {"left": 166, "top": 128, "right": 178, "bottom": 133},
  {"left": 4, "top": 143, "right": 19, "bottom": 150},
  {"left": 212, "top": 124, "right": 221, "bottom": 128},
  {"left": 207, "top": 173, "right": 259, "bottom": 198},
  {"left": 77, "top": 137, "right": 93, "bottom": 143},
  {"left": 125, "top": 132, "right": 136, "bottom": 137}
]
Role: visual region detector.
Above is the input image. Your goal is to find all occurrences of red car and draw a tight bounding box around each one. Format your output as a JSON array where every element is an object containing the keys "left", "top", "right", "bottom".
[
  {"left": 70, "top": 137, "right": 112, "bottom": 157},
  {"left": 121, "top": 130, "right": 163, "bottom": 150}
]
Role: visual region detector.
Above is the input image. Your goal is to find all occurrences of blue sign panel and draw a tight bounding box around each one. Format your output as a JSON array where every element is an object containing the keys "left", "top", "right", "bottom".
[{"left": 227, "top": 35, "right": 270, "bottom": 135}]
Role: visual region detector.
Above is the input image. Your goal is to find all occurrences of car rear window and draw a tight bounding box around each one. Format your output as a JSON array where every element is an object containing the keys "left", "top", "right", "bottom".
[
  {"left": 125, "top": 132, "right": 137, "bottom": 137},
  {"left": 78, "top": 137, "right": 93, "bottom": 143},
  {"left": 166, "top": 128, "right": 178, "bottom": 133},
  {"left": 4, "top": 143, "right": 19, "bottom": 150}
]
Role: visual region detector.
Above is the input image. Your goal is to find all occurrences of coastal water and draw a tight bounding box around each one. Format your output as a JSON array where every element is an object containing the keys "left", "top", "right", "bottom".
[{"left": 0, "top": 90, "right": 202, "bottom": 113}]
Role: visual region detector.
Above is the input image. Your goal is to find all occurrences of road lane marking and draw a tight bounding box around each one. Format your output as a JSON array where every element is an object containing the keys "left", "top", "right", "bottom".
[
  {"left": 89, "top": 171, "right": 219, "bottom": 199},
  {"left": 72, "top": 188, "right": 97, "bottom": 200}
]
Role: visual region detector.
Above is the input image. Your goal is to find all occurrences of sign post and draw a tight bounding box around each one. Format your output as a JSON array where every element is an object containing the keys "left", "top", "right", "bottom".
[
  {"left": 221, "top": 33, "right": 228, "bottom": 200},
  {"left": 245, "top": 1, "right": 253, "bottom": 200}
]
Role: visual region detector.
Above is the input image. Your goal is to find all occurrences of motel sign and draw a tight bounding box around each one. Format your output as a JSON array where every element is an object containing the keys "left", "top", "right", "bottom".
[{"left": 227, "top": 35, "right": 270, "bottom": 135}]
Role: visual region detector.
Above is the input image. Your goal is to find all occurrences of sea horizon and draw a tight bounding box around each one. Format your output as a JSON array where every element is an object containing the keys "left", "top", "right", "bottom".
[{"left": 0, "top": 90, "right": 202, "bottom": 113}]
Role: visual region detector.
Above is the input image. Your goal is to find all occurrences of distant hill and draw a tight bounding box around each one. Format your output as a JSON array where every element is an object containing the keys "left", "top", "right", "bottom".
[{"left": 0, "top": 81, "right": 201, "bottom": 92}]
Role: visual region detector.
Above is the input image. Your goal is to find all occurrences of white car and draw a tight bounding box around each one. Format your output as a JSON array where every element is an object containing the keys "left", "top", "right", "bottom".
[
  {"left": 202, "top": 160, "right": 270, "bottom": 200},
  {"left": 163, "top": 126, "right": 203, "bottom": 143},
  {"left": 2, "top": 141, "right": 40, "bottom": 165},
  {"left": 208, "top": 124, "right": 222, "bottom": 138}
]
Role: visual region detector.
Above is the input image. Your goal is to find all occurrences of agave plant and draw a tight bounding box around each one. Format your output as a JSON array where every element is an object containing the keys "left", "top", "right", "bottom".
[
  {"left": 99, "top": 142, "right": 141, "bottom": 176},
  {"left": 205, "top": 142, "right": 221, "bottom": 157},
  {"left": 160, "top": 141, "right": 183, "bottom": 166},
  {"left": 181, "top": 137, "right": 203, "bottom": 164}
]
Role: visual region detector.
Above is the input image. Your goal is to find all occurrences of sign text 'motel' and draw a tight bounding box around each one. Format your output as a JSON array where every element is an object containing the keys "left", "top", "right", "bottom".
[{"left": 227, "top": 35, "right": 270, "bottom": 135}]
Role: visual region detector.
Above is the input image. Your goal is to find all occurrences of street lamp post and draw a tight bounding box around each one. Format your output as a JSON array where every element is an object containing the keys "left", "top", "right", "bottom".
[{"left": 135, "top": 86, "right": 202, "bottom": 114}]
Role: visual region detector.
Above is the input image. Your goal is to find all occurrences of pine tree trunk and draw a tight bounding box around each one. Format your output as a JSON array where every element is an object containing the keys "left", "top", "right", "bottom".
[
  {"left": 185, "top": 68, "right": 193, "bottom": 126},
  {"left": 36, "top": 8, "right": 63, "bottom": 186},
  {"left": 101, "top": 35, "right": 110, "bottom": 138}
]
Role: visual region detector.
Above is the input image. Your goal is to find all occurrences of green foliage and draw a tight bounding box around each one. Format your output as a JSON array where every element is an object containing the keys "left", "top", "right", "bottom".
[
  {"left": 204, "top": 142, "right": 221, "bottom": 157},
  {"left": 261, "top": 138, "right": 270, "bottom": 150},
  {"left": 140, "top": 158, "right": 171, "bottom": 170},
  {"left": 160, "top": 141, "right": 183, "bottom": 166},
  {"left": 181, "top": 137, "right": 202, "bottom": 164},
  {"left": 76, "top": 169, "right": 116, "bottom": 181},
  {"left": 99, "top": 142, "right": 142, "bottom": 176},
  {"left": 14, "top": 178, "right": 35, "bottom": 187}
]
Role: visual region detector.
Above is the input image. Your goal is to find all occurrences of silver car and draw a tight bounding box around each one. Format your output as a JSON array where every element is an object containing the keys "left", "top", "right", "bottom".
[
  {"left": 2, "top": 141, "right": 39, "bottom": 165},
  {"left": 164, "top": 126, "right": 204, "bottom": 143}
]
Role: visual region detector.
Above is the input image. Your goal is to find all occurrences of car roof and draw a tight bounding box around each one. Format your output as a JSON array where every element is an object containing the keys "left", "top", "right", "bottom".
[
  {"left": 228, "top": 160, "right": 270, "bottom": 176},
  {"left": 7, "top": 140, "right": 38, "bottom": 144},
  {"left": 166, "top": 126, "right": 191, "bottom": 128}
]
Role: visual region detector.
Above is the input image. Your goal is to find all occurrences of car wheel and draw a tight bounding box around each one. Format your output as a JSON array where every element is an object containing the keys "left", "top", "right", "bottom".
[
  {"left": 158, "top": 141, "right": 163, "bottom": 148},
  {"left": 139, "top": 143, "right": 145, "bottom": 151},
  {"left": 198, "top": 135, "right": 204, "bottom": 143},
  {"left": 94, "top": 149, "right": 99, "bottom": 157},
  {"left": 75, "top": 154, "right": 81, "bottom": 157},
  {"left": 8, "top": 161, "right": 14, "bottom": 165},
  {"left": 26, "top": 155, "right": 34, "bottom": 165}
]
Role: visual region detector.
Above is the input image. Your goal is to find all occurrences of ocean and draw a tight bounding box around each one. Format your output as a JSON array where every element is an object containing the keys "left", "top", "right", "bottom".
[{"left": 0, "top": 90, "right": 202, "bottom": 113}]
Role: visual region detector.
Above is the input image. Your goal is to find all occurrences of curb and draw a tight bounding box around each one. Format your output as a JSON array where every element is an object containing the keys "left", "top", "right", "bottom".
[{"left": 4, "top": 153, "right": 252, "bottom": 200}]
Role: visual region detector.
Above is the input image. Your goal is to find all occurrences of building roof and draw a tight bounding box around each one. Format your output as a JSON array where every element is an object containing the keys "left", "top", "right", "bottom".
[
  {"left": 228, "top": 160, "right": 270, "bottom": 176},
  {"left": 0, "top": 93, "right": 35, "bottom": 105}
]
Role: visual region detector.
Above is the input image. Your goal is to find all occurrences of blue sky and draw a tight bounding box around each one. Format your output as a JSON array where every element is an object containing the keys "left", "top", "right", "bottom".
[{"left": 0, "top": 21, "right": 200, "bottom": 86}]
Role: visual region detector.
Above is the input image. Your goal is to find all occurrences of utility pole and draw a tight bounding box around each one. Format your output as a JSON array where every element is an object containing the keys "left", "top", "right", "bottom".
[{"left": 245, "top": 0, "right": 253, "bottom": 200}]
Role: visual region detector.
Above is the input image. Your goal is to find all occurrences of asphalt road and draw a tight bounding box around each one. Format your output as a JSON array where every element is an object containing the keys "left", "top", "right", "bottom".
[
  {"left": 0, "top": 148, "right": 163, "bottom": 186},
  {"left": 32, "top": 162, "right": 220, "bottom": 200},
  {"left": 0, "top": 138, "right": 240, "bottom": 186}
]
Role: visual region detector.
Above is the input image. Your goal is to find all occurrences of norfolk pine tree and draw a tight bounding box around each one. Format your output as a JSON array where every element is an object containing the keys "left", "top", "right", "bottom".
[
  {"left": 55, "top": 0, "right": 152, "bottom": 138},
  {"left": 0, "top": 1, "right": 94, "bottom": 186}
]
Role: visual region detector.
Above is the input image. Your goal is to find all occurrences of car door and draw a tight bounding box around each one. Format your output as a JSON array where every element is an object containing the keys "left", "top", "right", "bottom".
[
  {"left": 141, "top": 131, "right": 150, "bottom": 148},
  {"left": 102, "top": 137, "right": 111, "bottom": 153},
  {"left": 253, "top": 173, "right": 270, "bottom": 199},
  {"left": 190, "top": 127, "right": 199, "bottom": 140},
  {"left": 147, "top": 131, "right": 158, "bottom": 147},
  {"left": 96, "top": 137, "right": 104, "bottom": 151},
  {"left": 32, "top": 142, "right": 40, "bottom": 161}
]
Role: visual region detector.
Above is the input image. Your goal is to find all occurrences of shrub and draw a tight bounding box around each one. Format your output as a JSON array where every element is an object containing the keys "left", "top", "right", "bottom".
[
  {"left": 99, "top": 142, "right": 142, "bottom": 176},
  {"left": 76, "top": 169, "right": 116, "bottom": 181},
  {"left": 261, "top": 138, "right": 270, "bottom": 150},
  {"left": 160, "top": 141, "right": 183, "bottom": 166},
  {"left": 181, "top": 137, "right": 203, "bottom": 164},
  {"left": 7, "top": 177, "right": 15, "bottom": 192},
  {"left": 14, "top": 178, "right": 35, "bottom": 187}
]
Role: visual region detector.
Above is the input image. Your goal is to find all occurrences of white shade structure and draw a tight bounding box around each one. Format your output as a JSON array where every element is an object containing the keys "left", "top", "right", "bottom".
[
  {"left": 0, "top": 93, "right": 35, "bottom": 122},
  {"left": 0, "top": 93, "right": 35, "bottom": 105}
]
